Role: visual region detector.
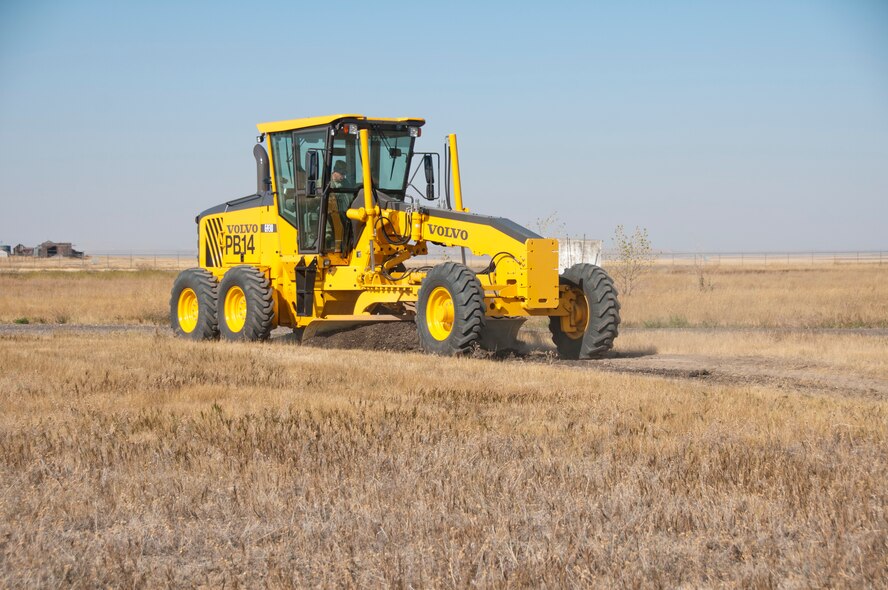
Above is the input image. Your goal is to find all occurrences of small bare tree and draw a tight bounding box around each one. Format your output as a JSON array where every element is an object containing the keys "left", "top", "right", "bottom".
[
  {"left": 694, "top": 258, "right": 715, "bottom": 292},
  {"left": 611, "top": 225, "right": 654, "bottom": 295},
  {"left": 534, "top": 212, "right": 567, "bottom": 238}
]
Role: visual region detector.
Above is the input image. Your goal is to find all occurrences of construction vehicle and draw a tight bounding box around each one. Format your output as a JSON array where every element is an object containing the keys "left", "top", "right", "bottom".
[{"left": 170, "top": 114, "right": 620, "bottom": 358}]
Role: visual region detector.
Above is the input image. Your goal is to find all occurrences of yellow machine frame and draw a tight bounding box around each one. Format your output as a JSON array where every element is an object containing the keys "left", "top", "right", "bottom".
[
  {"left": 173, "top": 114, "right": 619, "bottom": 357},
  {"left": 197, "top": 116, "right": 570, "bottom": 328}
]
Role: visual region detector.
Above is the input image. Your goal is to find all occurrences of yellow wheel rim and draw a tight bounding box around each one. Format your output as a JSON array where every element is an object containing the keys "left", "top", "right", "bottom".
[
  {"left": 426, "top": 286, "right": 455, "bottom": 341},
  {"left": 177, "top": 288, "right": 199, "bottom": 333},
  {"left": 224, "top": 286, "right": 247, "bottom": 333},
  {"left": 561, "top": 286, "right": 589, "bottom": 340}
]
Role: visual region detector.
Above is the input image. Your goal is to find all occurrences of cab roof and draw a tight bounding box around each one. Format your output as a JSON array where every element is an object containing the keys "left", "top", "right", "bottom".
[{"left": 256, "top": 114, "right": 426, "bottom": 134}]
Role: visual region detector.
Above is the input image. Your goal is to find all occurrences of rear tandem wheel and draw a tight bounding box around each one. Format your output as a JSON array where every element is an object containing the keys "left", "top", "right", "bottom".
[
  {"left": 217, "top": 265, "right": 275, "bottom": 341},
  {"left": 170, "top": 268, "right": 219, "bottom": 340}
]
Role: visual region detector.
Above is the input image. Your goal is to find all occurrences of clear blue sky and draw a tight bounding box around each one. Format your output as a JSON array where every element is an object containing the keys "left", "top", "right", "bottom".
[{"left": 1, "top": 0, "right": 886, "bottom": 252}]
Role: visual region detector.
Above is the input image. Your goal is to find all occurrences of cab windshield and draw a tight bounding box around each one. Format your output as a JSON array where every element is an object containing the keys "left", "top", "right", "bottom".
[{"left": 329, "top": 125, "right": 415, "bottom": 198}]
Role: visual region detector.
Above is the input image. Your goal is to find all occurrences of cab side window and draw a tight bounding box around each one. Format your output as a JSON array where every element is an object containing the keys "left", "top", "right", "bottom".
[{"left": 270, "top": 133, "right": 297, "bottom": 228}]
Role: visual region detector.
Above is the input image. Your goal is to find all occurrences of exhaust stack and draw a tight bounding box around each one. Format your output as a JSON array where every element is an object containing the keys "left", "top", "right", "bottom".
[{"left": 253, "top": 144, "right": 271, "bottom": 194}]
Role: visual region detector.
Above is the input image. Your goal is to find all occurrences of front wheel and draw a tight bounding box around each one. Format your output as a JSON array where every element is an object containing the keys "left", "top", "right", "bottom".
[
  {"left": 415, "top": 262, "right": 485, "bottom": 356},
  {"left": 217, "top": 266, "right": 275, "bottom": 341},
  {"left": 549, "top": 264, "right": 620, "bottom": 359}
]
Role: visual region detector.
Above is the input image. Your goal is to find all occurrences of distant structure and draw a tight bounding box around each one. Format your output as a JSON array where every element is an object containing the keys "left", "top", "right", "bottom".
[
  {"left": 558, "top": 238, "right": 603, "bottom": 271},
  {"left": 10, "top": 241, "right": 84, "bottom": 258}
]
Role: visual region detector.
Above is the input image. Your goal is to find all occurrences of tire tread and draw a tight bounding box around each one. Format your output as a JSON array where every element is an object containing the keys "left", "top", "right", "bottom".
[
  {"left": 549, "top": 263, "right": 621, "bottom": 359},
  {"left": 170, "top": 268, "right": 219, "bottom": 340},
  {"left": 416, "top": 262, "right": 485, "bottom": 355},
  {"left": 218, "top": 266, "right": 274, "bottom": 341}
]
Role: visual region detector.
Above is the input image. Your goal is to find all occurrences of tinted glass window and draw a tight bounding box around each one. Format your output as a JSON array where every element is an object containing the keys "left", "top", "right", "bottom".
[
  {"left": 370, "top": 129, "right": 412, "bottom": 193},
  {"left": 293, "top": 130, "right": 326, "bottom": 252},
  {"left": 270, "top": 133, "right": 297, "bottom": 227},
  {"left": 329, "top": 127, "right": 415, "bottom": 196}
]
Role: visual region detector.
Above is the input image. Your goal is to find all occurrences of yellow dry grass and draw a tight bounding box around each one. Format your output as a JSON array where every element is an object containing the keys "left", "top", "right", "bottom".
[
  {"left": 1, "top": 264, "right": 887, "bottom": 586},
  {"left": 3, "top": 264, "right": 888, "bottom": 330},
  {"left": 618, "top": 264, "right": 888, "bottom": 328},
  {"left": 0, "top": 270, "right": 172, "bottom": 325},
  {"left": 0, "top": 255, "right": 190, "bottom": 271},
  {"left": 1, "top": 331, "right": 886, "bottom": 587}
]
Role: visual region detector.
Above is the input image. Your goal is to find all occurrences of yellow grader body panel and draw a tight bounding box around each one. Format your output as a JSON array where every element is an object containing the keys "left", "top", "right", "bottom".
[{"left": 198, "top": 205, "right": 564, "bottom": 328}]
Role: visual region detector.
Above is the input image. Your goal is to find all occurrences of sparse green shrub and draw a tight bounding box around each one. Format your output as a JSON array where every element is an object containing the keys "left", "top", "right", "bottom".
[
  {"left": 612, "top": 225, "right": 654, "bottom": 295},
  {"left": 695, "top": 261, "right": 715, "bottom": 292},
  {"left": 642, "top": 315, "right": 690, "bottom": 329}
]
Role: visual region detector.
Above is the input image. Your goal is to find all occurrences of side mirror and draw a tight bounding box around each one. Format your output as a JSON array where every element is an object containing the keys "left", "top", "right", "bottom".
[
  {"left": 306, "top": 151, "right": 319, "bottom": 197},
  {"left": 423, "top": 154, "right": 435, "bottom": 200}
]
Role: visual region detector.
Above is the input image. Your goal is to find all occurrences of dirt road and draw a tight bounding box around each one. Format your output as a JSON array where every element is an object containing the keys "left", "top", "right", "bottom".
[
  {"left": 3, "top": 322, "right": 885, "bottom": 399},
  {"left": 580, "top": 353, "right": 888, "bottom": 399}
]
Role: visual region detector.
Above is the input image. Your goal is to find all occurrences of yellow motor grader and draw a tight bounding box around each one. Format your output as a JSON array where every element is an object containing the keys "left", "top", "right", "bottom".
[{"left": 170, "top": 114, "right": 619, "bottom": 358}]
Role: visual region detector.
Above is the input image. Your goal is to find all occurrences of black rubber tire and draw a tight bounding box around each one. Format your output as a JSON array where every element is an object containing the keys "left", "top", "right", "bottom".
[
  {"left": 170, "top": 268, "right": 219, "bottom": 340},
  {"left": 217, "top": 265, "right": 275, "bottom": 341},
  {"left": 549, "top": 263, "right": 620, "bottom": 359},
  {"left": 415, "top": 262, "right": 485, "bottom": 356}
]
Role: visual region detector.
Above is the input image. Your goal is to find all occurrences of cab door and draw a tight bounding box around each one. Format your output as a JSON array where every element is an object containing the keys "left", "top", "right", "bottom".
[
  {"left": 269, "top": 127, "right": 328, "bottom": 255},
  {"left": 268, "top": 127, "right": 328, "bottom": 322},
  {"left": 290, "top": 129, "right": 327, "bottom": 254}
]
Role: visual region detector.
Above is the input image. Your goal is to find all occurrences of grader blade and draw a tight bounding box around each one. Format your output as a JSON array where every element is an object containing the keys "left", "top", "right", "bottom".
[
  {"left": 302, "top": 315, "right": 411, "bottom": 339},
  {"left": 478, "top": 318, "right": 527, "bottom": 352}
]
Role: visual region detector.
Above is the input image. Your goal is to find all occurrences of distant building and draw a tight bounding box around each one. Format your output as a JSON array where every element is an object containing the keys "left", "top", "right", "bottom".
[
  {"left": 11, "top": 241, "right": 84, "bottom": 258},
  {"left": 558, "top": 238, "right": 603, "bottom": 271},
  {"left": 0, "top": 244, "right": 10, "bottom": 255},
  {"left": 36, "top": 241, "right": 83, "bottom": 258}
]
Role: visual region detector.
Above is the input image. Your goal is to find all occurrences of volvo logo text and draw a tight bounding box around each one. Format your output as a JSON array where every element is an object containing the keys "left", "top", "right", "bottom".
[
  {"left": 427, "top": 224, "right": 469, "bottom": 240},
  {"left": 226, "top": 224, "right": 259, "bottom": 234}
]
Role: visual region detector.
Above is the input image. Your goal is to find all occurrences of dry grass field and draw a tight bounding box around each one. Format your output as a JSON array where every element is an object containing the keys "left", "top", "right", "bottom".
[
  {"left": 0, "top": 255, "right": 192, "bottom": 272},
  {"left": 0, "top": 270, "right": 171, "bottom": 325},
  {"left": 2, "top": 264, "right": 886, "bottom": 329},
  {"left": 621, "top": 264, "right": 888, "bottom": 328},
  {"left": 1, "top": 264, "right": 886, "bottom": 587}
]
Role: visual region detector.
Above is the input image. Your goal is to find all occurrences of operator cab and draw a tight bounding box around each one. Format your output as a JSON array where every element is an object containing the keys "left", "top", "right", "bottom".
[{"left": 262, "top": 115, "right": 425, "bottom": 255}]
